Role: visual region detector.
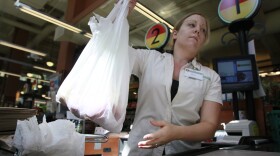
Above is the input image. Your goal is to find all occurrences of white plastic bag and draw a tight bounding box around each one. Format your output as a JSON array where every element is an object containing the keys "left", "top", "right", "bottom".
[
  {"left": 56, "top": 0, "right": 130, "bottom": 132},
  {"left": 13, "top": 116, "right": 85, "bottom": 156}
]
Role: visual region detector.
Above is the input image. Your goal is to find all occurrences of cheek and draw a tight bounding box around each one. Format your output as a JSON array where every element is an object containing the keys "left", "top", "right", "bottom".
[{"left": 199, "top": 34, "right": 206, "bottom": 44}]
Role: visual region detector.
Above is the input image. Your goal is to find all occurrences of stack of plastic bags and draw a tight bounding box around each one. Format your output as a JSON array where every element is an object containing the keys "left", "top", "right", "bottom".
[{"left": 13, "top": 116, "right": 85, "bottom": 156}]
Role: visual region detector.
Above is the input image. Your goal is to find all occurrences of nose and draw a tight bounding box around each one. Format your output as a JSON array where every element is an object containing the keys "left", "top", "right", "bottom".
[
  {"left": 194, "top": 28, "right": 199, "bottom": 35},
  {"left": 194, "top": 25, "right": 202, "bottom": 35}
]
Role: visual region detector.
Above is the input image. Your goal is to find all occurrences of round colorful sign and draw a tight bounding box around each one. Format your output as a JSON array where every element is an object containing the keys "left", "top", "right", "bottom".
[
  {"left": 218, "top": 0, "right": 261, "bottom": 24},
  {"left": 145, "top": 23, "right": 170, "bottom": 50}
]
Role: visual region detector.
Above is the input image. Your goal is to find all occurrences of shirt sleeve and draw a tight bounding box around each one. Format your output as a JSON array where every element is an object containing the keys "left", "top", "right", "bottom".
[
  {"left": 128, "top": 46, "right": 152, "bottom": 78},
  {"left": 204, "top": 71, "right": 223, "bottom": 105}
]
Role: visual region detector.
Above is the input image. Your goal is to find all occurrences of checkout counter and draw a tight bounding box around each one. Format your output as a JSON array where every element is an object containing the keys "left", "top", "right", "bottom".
[
  {"left": 166, "top": 120, "right": 280, "bottom": 156},
  {"left": 1, "top": 119, "right": 280, "bottom": 156},
  {"left": 84, "top": 120, "right": 280, "bottom": 156},
  {"left": 164, "top": 141, "right": 280, "bottom": 156}
]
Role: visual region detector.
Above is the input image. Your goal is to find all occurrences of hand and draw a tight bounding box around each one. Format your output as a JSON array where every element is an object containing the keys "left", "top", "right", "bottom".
[
  {"left": 115, "top": 0, "right": 137, "bottom": 13},
  {"left": 128, "top": 0, "right": 137, "bottom": 11},
  {"left": 138, "top": 120, "right": 177, "bottom": 149}
]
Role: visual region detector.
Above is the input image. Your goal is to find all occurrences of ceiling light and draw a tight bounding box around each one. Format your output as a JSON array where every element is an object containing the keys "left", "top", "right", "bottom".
[
  {"left": 84, "top": 32, "right": 93, "bottom": 38},
  {"left": 267, "top": 71, "right": 280, "bottom": 76},
  {"left": 38, "top": 84, "right": 43, "bottom": 89},
  {"left": 135, "top": 2, "right": 174, "bottom": 30},
  {"left": 0, "top": 71, "right": 21, "bottom": 78},
  {"left": 27, "top": 73, "right": 33, "bottom": 77},
  {"left": 46, "top": 61, "right": 54, "bottom": 67},
  {"left": 259, "top": 73, "right": 267, "bottom": 77},
  {"left": 15, "top": 0, "right": 92, "bottom": 38},
  {"left": 0, "top": 40, "right": 46, "bottom": 57},
  {"left": 0, "top": 72, "right": 4, "bottom": 77},
  {"left": 44, "top": 96, "right": 51, "bottom": 100},
  {"left": 0, "top": 56, "right": 55, "bottom": 74},
  {"left": 33, "top": 66, "right": 56, "bottom": 73},
  {"left": 15, "top": 1, "right": 171, "bottom": 38},
  {"left": 0, "top": 70, "right": 49, "bottom": 83}
]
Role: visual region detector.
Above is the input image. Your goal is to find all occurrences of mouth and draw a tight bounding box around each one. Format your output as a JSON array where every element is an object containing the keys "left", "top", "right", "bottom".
[{"left": 189, "top": 36, "right": 198, "bottom": 42}]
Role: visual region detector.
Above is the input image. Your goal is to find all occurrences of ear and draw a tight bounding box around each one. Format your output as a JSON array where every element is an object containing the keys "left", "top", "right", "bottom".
[{"left": 172, "top": 30, "right": 178, "bottom": 39}]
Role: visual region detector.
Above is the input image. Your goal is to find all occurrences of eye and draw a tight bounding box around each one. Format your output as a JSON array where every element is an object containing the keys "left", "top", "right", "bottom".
[
  {"left": 188, "top": 23, "right": 195, "bottom": 28},
  {"left": 201, "top": 28, "right": 207, "bottom": 34}
]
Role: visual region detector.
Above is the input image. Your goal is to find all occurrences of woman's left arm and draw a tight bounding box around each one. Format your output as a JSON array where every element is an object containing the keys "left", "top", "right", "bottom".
[
  {"left": 177, "top": 100, "right": 222, "bottom": 141},
  {"left": 138, "top": 100, "right": 222, "bottom": 148}
]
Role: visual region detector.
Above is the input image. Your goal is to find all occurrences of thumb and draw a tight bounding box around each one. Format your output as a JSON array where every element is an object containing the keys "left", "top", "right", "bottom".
[{"left": 150, "top": 120, "right": 166, "bottom": 128}]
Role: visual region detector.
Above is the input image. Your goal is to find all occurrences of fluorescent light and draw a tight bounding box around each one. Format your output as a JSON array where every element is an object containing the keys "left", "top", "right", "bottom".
[
  {"left": 44, "top": 96, "right": 51, "bottom": 100},
  {"left": 0, "top": 71, "right": 21, "bottom": 78},
  {"left": 0, "top": 56, "right": 56, "bottom": 74},
  {"left": 259, "top": 73, "right": 267, "bottom": 77},
  {"left": 0, "top": 71, "right": 50, "bottom": 83},
  {"left": 134, "top": 7, "right": 160, "bottom": 23},
  {"left": 84, "top": 32, "right": 93, "bottom": 38},
  {"left": 0, "top": 40, "right": 46, "bottom": 56},
  {"left": 15, "top": 1, "right": 172, "bottom": 38},
  {"left": 259, "top": 71, "right": 280, "bottom": 77},
  {"left": 15, "top": 0, "right": 92, "bottom": 38},
  {"left": 135, "top": 2, "right": 174, "bottom": 30},
  {"left": 33, "top": 66, "right": 56, "bottom": 73},
  {"left": 267, "top": 71, "right": 280, "bottom": 76}
]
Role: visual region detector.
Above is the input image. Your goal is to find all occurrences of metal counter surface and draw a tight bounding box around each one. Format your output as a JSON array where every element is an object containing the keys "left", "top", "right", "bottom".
[
  {"left": 199, "top": 150, "right": 280, "bottom": 156},
  {"left": 164, "top": 143, "right": 280, "bottom": 156}
]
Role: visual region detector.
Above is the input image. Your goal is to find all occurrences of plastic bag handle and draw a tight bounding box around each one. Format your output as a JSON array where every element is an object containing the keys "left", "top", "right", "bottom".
[
  {"left": 87, "top": 0, "right": 129, "bottom": 34},
  {"left": 107, "top": 0, "right": 129, "bottom": 23}
]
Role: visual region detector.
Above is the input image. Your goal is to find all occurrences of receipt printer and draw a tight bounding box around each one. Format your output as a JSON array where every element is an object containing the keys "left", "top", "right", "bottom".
[
  {"left": 218, "top": 120, "right": 259, "bottom": 144},
  {"left": 225, "top": 120, "right": 259, "bottom": 136}
]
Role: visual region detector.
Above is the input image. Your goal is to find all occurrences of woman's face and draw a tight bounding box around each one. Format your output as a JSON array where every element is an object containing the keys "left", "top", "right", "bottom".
[{"left": 173, "top": 14, "right": 207, "bottom": 53}]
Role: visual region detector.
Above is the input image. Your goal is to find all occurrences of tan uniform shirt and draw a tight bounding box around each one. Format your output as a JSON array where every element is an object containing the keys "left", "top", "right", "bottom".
[{"left": 123, "top": 48, "right": 222, "bottom": 156}]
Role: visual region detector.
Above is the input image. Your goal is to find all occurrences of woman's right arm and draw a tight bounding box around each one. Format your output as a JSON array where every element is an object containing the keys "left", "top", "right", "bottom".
[{"left": 128, "top": 46, "right": 148, "bottom": 78}]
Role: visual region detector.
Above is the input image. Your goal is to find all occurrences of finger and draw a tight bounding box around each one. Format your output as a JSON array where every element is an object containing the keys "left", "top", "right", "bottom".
[
  {"left": 138, "top": 140, "right": 153, "bottom": 148},
  {"left": 138, "top": 144, "right": 156, "bottom": 149},
  {"left": 139, "top": 136, "right": 159, "bottom": 145},
  {"left": 143, "top": 133, "right": 156, "bottom": 140},
  {"left": 138, "top": 141, "right": 160, "bottom": 149},
  {"left": 150, "top": 120, "right": 166, "bottom": 128},
  {"left": 142, "top": 120, "right": 166, "bottom": 140}
]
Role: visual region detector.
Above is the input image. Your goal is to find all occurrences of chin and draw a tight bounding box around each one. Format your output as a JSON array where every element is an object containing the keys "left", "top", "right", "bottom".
[{"left": 186, "top": 43, "right": 199, "bottom": 50}]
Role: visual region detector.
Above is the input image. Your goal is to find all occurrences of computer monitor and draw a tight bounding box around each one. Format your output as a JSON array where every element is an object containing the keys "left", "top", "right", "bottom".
[{"left": 213, "top": 55, "right": 259, "bottom": 93}]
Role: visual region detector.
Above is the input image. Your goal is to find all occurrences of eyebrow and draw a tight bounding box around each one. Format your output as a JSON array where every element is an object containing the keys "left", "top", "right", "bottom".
[{"left": 185, "top": 20, "right": 206, "bottom": 27}]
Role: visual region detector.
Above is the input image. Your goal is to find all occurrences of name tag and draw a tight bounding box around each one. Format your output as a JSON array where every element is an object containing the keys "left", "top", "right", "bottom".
[{"left": 184, "top": 68, "right": 203, "bottom": 81}]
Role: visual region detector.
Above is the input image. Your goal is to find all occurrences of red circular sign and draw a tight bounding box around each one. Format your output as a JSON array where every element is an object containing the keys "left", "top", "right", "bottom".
[
  {"left": 218, "top": 0, "right": 261, "bottom": 24},
  {"left": 145, "top": 23, "right": 170, "bottom": 50}
]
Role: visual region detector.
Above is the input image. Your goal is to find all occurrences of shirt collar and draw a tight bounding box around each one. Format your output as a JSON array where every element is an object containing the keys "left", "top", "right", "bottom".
[
  {"left": 190, "top": 58, "right": 201, "bottom": 71},
  {"left": 163, "top": 53, "right": 202, "bottom": 70}
]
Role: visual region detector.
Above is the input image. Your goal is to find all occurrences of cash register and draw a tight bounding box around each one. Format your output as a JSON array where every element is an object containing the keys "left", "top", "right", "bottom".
[{"left": 217, "top": 120, "right": 259, "bottom": 144}]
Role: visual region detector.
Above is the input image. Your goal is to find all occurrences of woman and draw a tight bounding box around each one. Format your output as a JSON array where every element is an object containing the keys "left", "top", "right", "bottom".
[{"left": 123, "top": 1, "right": 223, "bottom": 155}]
